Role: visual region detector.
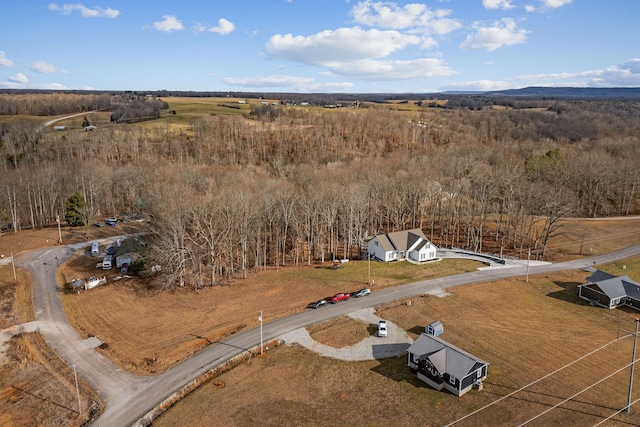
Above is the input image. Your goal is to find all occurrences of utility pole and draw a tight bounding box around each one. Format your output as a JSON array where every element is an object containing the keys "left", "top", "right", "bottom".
[
  {"left": 368, "top": 253, "right": 371, "bottom": 285},
  {"left": 628, "top": 318, "right": 639, "bottom": 413},
  {"left": 259, "top": 310, "right": 263, "bottom": 355},
  {"left": 56, "top": 214, "right": 62, "bottom": 244},
  {"left": 525, "top": 248, "right": 531, "bottom": 283},
  {"left": 10, "top": 252, "right": 17, "bottom": 281},
  {"left": 73, "top": 365, "right": 81, "bottom": 414}
]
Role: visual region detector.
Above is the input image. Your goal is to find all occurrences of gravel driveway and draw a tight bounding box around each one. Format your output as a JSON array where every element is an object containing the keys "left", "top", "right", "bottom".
[{"left": 280, "top": 308, "right": 413, "bottom": 361}]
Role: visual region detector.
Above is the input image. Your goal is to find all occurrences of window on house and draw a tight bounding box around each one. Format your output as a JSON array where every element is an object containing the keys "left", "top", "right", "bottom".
[
  {"left": 374, "top": 241, "right": 378, "bottom": 246},
  {"left": 448, "top": 375, "right": 457, "bottom": 386}
]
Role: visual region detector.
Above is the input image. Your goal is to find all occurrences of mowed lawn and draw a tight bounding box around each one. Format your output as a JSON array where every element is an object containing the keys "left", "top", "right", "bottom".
[{"left": 154, "top": 259, "right": 640, "bottom": 427}]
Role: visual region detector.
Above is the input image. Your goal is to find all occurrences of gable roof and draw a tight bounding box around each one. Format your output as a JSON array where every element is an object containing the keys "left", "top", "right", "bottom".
[
  {"left": 407, "top": 333, "right": 487, "bottom": 379},
  {"left": 375, "top": 228, "right": 430, "bottom": 252},
  {"left": 581, "top": 270, "right": 640, "bottom": 301}
]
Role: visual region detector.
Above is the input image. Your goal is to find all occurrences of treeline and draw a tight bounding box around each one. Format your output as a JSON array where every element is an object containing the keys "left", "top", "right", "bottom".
[
  {"left": 0, "top": 93, "right": 113, "bottom": 116},
  {"left": 1, "top": 97, "right": 639, "bottom": 288},
  {"left": 110, "top": 98, "right": 169, "bottom": 123}
]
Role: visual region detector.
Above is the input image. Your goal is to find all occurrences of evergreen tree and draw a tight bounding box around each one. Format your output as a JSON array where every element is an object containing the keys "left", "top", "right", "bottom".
[
  {"left": 65, "top": 191, "right": 88, "bottom": 226},
  {"left": 82, "top": 116, "right": 90, "bottom": 128}
]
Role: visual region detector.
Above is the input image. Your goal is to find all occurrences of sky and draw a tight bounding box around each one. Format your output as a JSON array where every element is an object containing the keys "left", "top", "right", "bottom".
[{"left": 1, "top": 0, "right": 639, "bottom": 93}]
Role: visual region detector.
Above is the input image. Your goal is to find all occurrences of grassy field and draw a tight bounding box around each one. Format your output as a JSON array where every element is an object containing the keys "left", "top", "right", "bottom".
[
  {"left": 58, "top": 257, "right": 481, "bottom": 375},
  {"left": 153, "top": 259, "right": 640, "bottom": 427}
]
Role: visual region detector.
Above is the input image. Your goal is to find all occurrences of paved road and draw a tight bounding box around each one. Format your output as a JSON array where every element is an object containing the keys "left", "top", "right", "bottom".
[{"left": 16, "top": 241, "right": 640, "bottom": 427}]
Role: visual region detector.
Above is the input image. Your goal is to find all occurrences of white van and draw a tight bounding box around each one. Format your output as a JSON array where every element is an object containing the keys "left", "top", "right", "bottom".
[
  {"left": 91, "top": 242, "right": 99, "bottom": 257},
  {"left": 102, "top": 255, "right": 112, "bottom": 270}
]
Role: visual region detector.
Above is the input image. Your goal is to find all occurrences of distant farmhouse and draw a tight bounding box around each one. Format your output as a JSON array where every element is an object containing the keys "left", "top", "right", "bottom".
[
  {"left": 367, "top": 228, "right": 437, "bottom": 262},
  {"left": 578, "top": 270, "right": 640, "bottom": 310},
  {"left": 407, "top": 333, "right": 488, "bottom": 397}
]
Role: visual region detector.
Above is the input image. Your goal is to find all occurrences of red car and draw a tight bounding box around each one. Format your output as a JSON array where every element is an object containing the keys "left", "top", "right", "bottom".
[{"left": 327, "top": 293, "right": 350, "bottom": 304}]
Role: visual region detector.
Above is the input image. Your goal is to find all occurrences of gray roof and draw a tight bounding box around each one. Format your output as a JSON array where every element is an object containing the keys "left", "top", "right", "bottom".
[
  {"left": 375, "top": 234, "right": 395, "bottom": 252},
  {"left": 581, "top": 270, "right": 640, "bottom": 301},
  {"left": 375, "top": 228, "right": 430, "bottom": 252},
  {"left": 407, "top": 333, "right": 487, "bottom": 379}
]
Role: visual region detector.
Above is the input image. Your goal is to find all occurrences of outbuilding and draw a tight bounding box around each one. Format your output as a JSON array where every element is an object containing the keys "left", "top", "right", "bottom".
[{"left": 426, "top": 320, "right": 444, "bottom": 337}]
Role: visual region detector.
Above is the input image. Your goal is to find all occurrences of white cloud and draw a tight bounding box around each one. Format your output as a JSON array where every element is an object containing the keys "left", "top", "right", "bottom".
[
  {"left": 221, "top": 75, "right": 316, "bottom": 88},
  {"left": 351, "top": 0, "right": 461, "bottom": 35},
  {"left": 440, "top": 79, "right": 515, "bottom": 92},
  {"left": 148, "top": 15, "right": 184, "bottom": 32},
  {"left": 525, "top": 5, "right": 536, "bottom": 12},
  {"left": 48, "top": 3, "right": 120, "bottom": 18},
  {"left": 194, "top": 18, "right": 235, "bottom": 35},
  {"left": 267, "top": 27, "right": 421, "bottom": 65},
  {"left": 329, "top": 58, "right": 456, "bottom": 80},
  {"left": 220, "top": 74, "right": 354, "bottom": 92},
  {"left": 540, "top": 0, "right": 572, "bottom": 8},
  {"left": 520, "top": 58, "right": 640, "bottom": 87},
  {"left": 460, "top": 18, "right": 529, "bottom": 51},
  {"left": 266, "top": 26, "right": 456, "bottom": 81},
  {"left": 483, "top": 0, "right": 515, "bottom": 10},
  {"left": 31, "top": 60, "right": 67, "bottom": 74},
  {"left": 0, "top": 51, "right": 15, "bottom": 67},
  {"left": 8, "top": 73, "right": 28, "bottom": 84},
  {"left": 0, "top": 80, "right": 67, "bottom": 90}
]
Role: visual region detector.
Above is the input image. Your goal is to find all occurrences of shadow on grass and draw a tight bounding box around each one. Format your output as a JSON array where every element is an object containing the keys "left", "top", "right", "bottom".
[
  {"left": 367, "top": 323, "right": 378, "bottom": 336},
  {"left": 407, "top": 325, "right": 425, "bottom": 337},
  {"left": 370, "top": 354, "right": 424, "bottom": 387},
  {"left": 548, "top": 281, "right": 590, "bottom": 306},
  {"left": 482, "top": 380, "right": 633, "bottom": 423}
]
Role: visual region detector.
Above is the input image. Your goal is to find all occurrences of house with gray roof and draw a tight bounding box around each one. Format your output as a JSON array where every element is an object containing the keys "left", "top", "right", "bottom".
[
  {"left": 407, "top": 333, "right": 488, "bottom": 396},
  {"left": 367, "top": 228, "right": 437, "bottom": 263},
  {"left": 578, "top": 270, "right": 640, "bottom": 311}
]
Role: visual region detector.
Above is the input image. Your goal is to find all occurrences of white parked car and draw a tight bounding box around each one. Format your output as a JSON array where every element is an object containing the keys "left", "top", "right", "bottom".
[{"left": 378, "top": 320, "right": 388, "bottom": 337}]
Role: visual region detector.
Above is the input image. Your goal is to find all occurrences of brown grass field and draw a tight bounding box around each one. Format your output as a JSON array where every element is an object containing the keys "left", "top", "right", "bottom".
[
  {"left": 1, "top": 212, "right": 640, "bottom": 425},
  {"left": 153, "top": 263, "right": 640, "bottom": 427}
]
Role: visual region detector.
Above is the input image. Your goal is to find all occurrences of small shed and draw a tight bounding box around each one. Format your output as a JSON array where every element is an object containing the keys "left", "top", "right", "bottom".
[{"left": 426, "top": 320, "right": 444, "bottom": 337}]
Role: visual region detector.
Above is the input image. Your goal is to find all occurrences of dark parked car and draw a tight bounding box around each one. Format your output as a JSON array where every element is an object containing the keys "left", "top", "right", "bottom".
[
  {"left": 308, "top": 299, "right": 327, "bottom": 309},
  {"left": 106, "top": 218, "right": 117, "bottom": 226},
  {"left": 106, "top": 246, "right": 116, "bottom": 256},
  {"left": 93, "top": 222, "right": 104, "bottom": 227}
]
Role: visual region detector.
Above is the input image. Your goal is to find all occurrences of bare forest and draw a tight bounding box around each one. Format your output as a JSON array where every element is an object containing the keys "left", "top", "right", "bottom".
[{"left": 1, "top": 93, "right": 639, "bottom": 289}]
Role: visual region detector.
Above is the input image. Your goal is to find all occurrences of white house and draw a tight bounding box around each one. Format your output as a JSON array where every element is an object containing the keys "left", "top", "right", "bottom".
[{"left": 367, "top": 228, "right": 437, "bottom": 263}]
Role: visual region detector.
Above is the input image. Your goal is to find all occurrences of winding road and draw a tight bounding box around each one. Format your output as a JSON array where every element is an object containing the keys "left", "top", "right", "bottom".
[{"left": 15, "top": 242, "right": 640, "bottom": 427}]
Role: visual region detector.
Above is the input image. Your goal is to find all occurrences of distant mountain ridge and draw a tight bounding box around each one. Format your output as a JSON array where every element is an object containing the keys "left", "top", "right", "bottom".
[{"left": 483, "top": 86, "right": 640, "bottom": 99}]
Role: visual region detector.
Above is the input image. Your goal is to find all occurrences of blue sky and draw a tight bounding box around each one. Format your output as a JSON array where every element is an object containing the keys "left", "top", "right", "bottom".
[{"left": 1, "top": 1, "right": 638, "bottom": 93}]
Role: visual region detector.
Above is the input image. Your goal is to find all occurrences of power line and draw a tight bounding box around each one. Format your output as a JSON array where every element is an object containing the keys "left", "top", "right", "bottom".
[
  {"left": 445, "top": 335, "right": 632, "bottom": 427},
  {"left": 518, "top": 357, "right": 640, "bottom": 426},
  {"left": 592, "top": 396, "right": 640, "bottom": 426}
]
